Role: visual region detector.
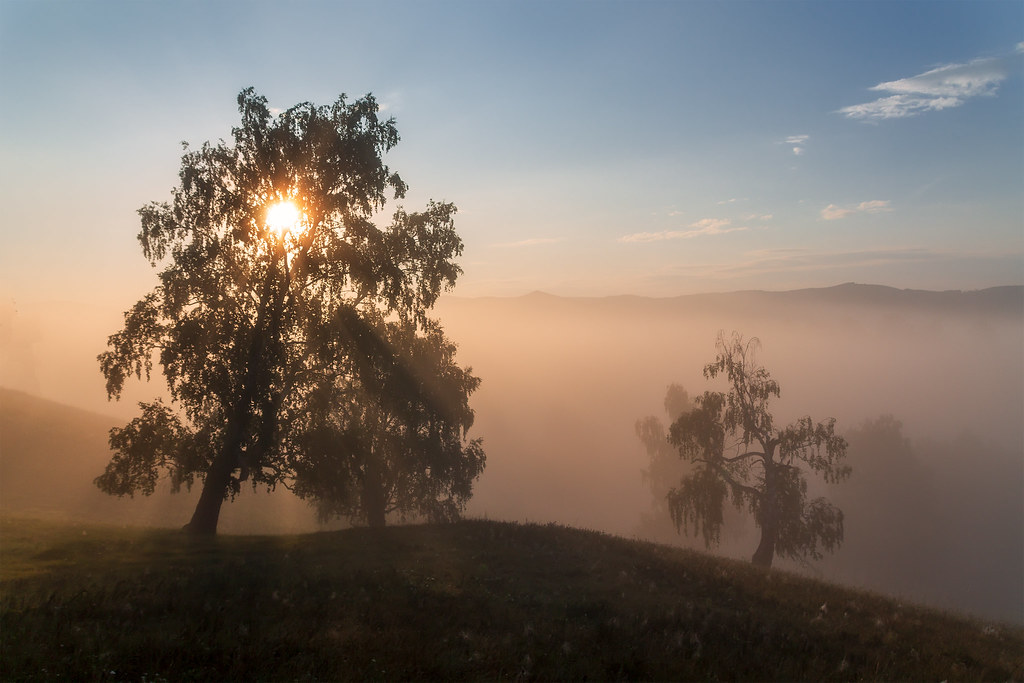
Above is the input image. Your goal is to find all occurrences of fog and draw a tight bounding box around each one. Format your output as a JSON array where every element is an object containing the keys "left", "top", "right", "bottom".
[
  {"left": 1, "top": 284, "right": 1021, "bottom": 623},
  {"left": 435, "top": 285, "right": 1024, "bottom": 624}
]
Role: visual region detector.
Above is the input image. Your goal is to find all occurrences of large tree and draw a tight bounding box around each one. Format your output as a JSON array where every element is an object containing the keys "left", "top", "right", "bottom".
[
  {"left": 667, "top": 332, "right": 850, "bottom": 568},
  {"left": 97, "top": 88, "right": 480, "bottom": 534}
]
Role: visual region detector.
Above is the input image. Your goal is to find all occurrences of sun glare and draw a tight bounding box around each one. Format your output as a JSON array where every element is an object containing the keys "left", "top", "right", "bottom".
[{"left": 265, "top": 200, "right": 303, "bottom": 236}]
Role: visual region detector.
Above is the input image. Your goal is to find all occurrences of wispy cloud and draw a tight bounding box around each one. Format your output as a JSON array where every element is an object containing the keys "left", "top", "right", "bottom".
[
  {"left": 726, "top": 247, "right": 935, "bottom": 275},
  {"left": 838, "top": 50, "right": 1018, "bottom": 120},
  {"left": 645, "top": 246, "right": 1023, "bottom": 291},
  {"left": 620, "top": 218, "right": 746, "bottom": 243},
  {"left": 493, "top": 237, "right": 565, "bottom": 248},
  {"left": 821, "top": 200, "right": 892, "bottom": 220},
  {"left": 675, "top": 247, "right": 954, "bottom": 279},
  {"left": 821, "top": 205, "right": 853, "bottom": 220},
  {"left": 377, "top": 90, "right": 404, "bottom": 113},
  {"left": 784, "top": 134, "right": 809, "bottom": 155}
]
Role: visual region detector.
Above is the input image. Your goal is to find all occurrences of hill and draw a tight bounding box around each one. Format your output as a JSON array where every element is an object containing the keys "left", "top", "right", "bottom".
[
  {"left": 0, "top": 388, "right": 321, "bottom": 534},
  {"left": 1, "top": 515, "right": 1020, "bottom": 681}
]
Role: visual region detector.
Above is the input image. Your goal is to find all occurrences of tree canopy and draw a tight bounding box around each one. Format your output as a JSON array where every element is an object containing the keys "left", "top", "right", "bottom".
[
  {"left": 667, "top": 332, "right": 850, "bottom": 567},
  {"left": 634, "top": 384, "right": 695, "bottom": 542},
  {"left": 97, "top": 88, "right": 483, "bottom": 534},
  {"left": 291, "top": 317, "right": 485, "bottom": 527}
]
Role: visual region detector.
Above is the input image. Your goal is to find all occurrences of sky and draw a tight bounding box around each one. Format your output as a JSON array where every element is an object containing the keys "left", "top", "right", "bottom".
[
  {"left": 0, "top": 2, "right": 1021, "bottom": 617},
  {"left": 0, "top": 0, "right": 1022, "bottom": 304}
]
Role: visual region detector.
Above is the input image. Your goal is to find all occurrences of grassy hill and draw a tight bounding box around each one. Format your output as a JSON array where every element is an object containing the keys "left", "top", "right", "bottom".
[{"left": 2, "top": 515, "right": 1020, "bottom": 681}]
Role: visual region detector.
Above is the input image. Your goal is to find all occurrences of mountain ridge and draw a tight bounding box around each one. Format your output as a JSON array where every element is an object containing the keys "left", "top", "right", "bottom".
[
  {"left": 447, "top": 282, "right": 1022, "bottom": 304},
  {"left": 438, "top": 283, "right": 1023, "bottom": 321}
]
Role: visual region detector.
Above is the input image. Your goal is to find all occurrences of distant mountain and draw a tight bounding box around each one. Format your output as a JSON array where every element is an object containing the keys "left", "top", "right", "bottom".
[{"left": 439, "top": 283, "right": 1023, "bottom": 318}]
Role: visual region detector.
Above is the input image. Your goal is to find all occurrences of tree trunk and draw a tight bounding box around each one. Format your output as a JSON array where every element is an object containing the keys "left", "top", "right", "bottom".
[
  {"left": 183, "top": 408, "right": 249, "bottom": 535},
  {"left": 183, "top": 259, "right": 281, "bottom": 535},
  {"left": 362, "top": 458, "right": 387, "bottom": 528},
  {"left": 182, "top": 448, "right": 235, "bottom": 535},
  {"left": 752, "top": 449, "right": 779, "bottom": 568},
  {"left": 751, "top": 522, "right": 777, "bottom": 568}
]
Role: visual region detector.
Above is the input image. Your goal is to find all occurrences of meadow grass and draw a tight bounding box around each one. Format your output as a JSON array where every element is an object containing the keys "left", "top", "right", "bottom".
[{"left": 1, "top": 514, "right": 1021, "bottom": 681}]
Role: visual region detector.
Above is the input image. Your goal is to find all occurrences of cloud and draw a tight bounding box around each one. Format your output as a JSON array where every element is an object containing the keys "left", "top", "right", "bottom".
[
  {"left": 377, "top": 90, "right": 404, "bottom": 113},
  {"left": 620, "top": 218, "right": 747, "bottom": 243},
  {"left": 839, "top": 52, "right": 1016, "bottom": 120},
  {"left": 493, "top": 237, "right": 565, "bottom": 248},
  {"left": 821, "top": 200, "right": 892, "bottom": 220},
  {"left": 677, "top": 247, "right": 950, "bottom": 279},
  {"left": 856, "top": 200, "right": 892, "bottom": 213},
  {"left": 735, "top": 247, "right": 936, "bottom": 274},
  {"left": 784, "top": 134, "right": 809, "bottom": 155},
  {"left": 821, "top": 204, "right": 854, "bottom": 221},
  {"left": 690, "top": 218, "right": 732, "bottom": 232}
]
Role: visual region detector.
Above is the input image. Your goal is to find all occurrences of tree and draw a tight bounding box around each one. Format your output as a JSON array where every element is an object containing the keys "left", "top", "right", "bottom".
[
  {"left": 97, "top": 88, "right": 481, "bottom": 534},
  {"left": 667, "top": 332, "right": 850, "bottom": 568},
  {"left": 634, "top": 384, "right": 694, "bottom": 542},
  {"left": 291, "top": 317, "right": 485, "bottom": 527}
]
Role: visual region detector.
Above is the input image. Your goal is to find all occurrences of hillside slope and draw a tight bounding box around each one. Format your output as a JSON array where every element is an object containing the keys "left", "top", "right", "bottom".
[
  {"left": 0, "top": 388, "right": 320, "bottom": 533},
  {"left": 1, "top": 516, "right": 1021, "bottom": 681},
  {"left": 0, "top": 388, "right": 128, "bottom": 516}
]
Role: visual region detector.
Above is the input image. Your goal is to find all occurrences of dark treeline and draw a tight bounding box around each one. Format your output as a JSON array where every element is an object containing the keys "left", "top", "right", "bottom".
[{"left": 824, "top": 416, "right": 1022, "bottom": 625}]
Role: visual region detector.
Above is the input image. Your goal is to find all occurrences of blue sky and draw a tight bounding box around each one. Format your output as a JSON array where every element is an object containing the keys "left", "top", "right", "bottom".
[{"left": 1, "top": 0, "right": 1022, "bottom": 300}]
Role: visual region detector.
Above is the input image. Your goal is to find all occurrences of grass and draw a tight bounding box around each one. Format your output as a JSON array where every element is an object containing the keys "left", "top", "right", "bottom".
[{"left": 1, "top": 514, "right": 1021, "bottom": 681}]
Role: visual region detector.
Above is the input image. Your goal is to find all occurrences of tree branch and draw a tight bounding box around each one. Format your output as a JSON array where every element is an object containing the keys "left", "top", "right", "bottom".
[
  {"left": 721, "top": 450, "right": 765, "bottom": 464},
  {"left": 694, "top": 457, "right": 762, "bottom": 500}
]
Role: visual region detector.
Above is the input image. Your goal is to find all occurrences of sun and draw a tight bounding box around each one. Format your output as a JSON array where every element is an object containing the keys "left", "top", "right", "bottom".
[{"left": 265, "top": 200, "right": 303, "bottom": 236}]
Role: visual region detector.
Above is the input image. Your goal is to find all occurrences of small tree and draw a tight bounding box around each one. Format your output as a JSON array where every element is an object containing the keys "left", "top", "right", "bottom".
[
  {"left": 635, "top": 384, "right": 694, "bottom": 541},
  {"left": 292, "top": 316, "right": 485, "bottom": 527},
  {"left": 667, "top": 332, "right": 850, "bottom": 568},
  {"left": 97, "top": 88, "right": 480, "bottom": 534}
]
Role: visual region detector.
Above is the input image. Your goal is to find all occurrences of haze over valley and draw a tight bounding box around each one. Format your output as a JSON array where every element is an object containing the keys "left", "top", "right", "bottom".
[{"left": 3, "top": 284, "right": 1021, "bottom": 624}]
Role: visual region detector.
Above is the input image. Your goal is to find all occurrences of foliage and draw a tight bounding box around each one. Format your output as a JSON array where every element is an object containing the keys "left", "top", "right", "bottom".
[
  {"left": 667, "top": 332, "right": 850, "bottom": 567},
  {"left": 635, "top": 384, "right": 695, "bottom": 541},
  {"left": 3, "top": 515, "right": 1019, "bottom": 682},
  {"left": 97, "top": 88, "right": 481, "bottom": 533},
  {"left": 291, "top": 317, "right": 485, "bottom": 526}
]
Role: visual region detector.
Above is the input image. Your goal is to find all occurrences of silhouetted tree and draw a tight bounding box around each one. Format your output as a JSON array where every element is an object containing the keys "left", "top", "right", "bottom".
[
  {"left": 667, "top": 332, "right": 850, "bottom": 568},
  {"left": 634, "top": 384, "right": 694, "bottom": 541},
  {"left": 97, "top": 88, "right": 479, "bottom": 534},
  {"left": 292, "top": 317, "right": 485, "bottom": 527}
]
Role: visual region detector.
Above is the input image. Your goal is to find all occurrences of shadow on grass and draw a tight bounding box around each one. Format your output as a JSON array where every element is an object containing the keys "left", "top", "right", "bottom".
[{"left": 2, "top": 515, "right": 1021, "bottom": 681}]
